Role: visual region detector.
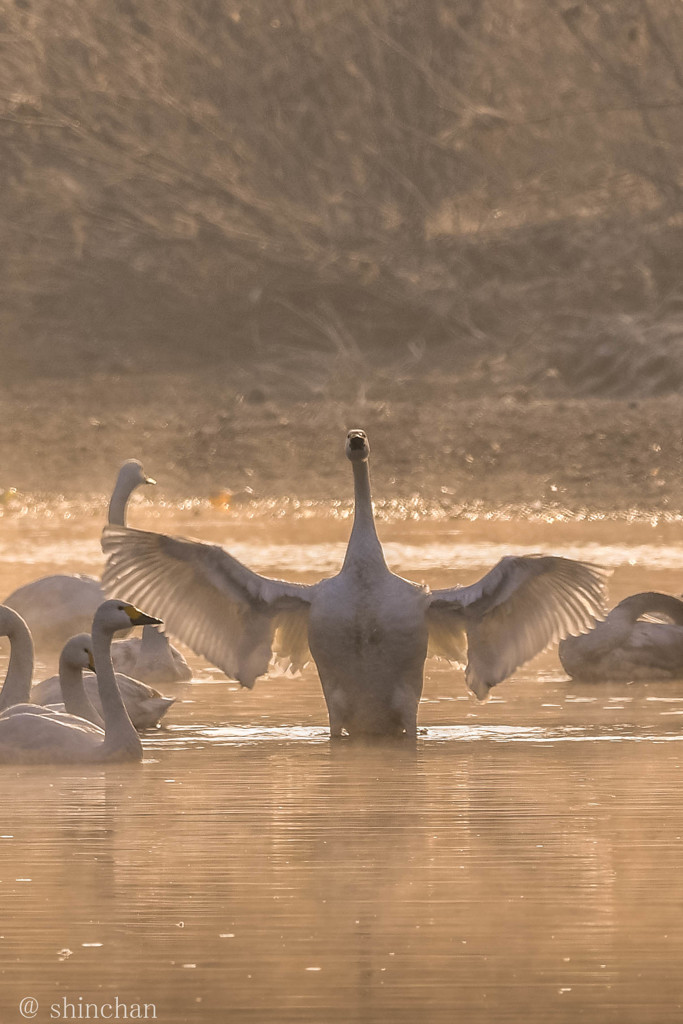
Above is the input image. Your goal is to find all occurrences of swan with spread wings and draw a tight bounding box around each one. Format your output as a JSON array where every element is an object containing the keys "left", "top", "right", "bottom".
[{"left": 102, "top": 430, "right": 607, "bottom": 738}]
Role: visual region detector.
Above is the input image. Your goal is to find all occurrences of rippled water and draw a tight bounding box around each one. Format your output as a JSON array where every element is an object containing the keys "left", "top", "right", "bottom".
[{"left": 1, "top": 504, "right": 683, "bottom": 1022}]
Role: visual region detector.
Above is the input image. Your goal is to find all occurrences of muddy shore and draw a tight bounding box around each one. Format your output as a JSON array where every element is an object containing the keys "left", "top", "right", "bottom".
[{"left": 1, "top": 371, "right": 681, "bottom": 515}]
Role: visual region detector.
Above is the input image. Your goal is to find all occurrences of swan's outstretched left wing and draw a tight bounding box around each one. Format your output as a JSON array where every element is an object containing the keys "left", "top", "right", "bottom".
[
  {"left": 102, "top": 525, "right": 315, "bottom": 688},
  {"left": 427, "top": 555, "right": 608, "bottom": 699}
]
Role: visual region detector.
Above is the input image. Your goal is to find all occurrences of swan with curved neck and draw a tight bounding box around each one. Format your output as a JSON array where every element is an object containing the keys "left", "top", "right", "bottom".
[
  {"left": 33, "top": 632, "right": 177, "bottom": 729},
  {"left": 107, "top": 460, "right": 156, "bottom": 527},
  {"left": 0, "top": 600, "right": 161, "bottom": 763},
  {"left": 2, "top": 460, "right": 155, "bottom": 652},
  {"left": 559, "top": 591, "right": 683, "bottom": 682},
  {"left": 102, "top": 429, "right": 607, "bottom": 738},
  {"left": 0, "top": 606, "right": 35, "bottom": 713},
  {"left": 28, "top": 634, "right": 103, "bottom": 726}
]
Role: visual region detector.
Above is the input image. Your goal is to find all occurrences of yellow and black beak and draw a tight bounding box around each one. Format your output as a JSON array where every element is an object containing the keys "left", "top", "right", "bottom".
[
  {"left": 123, "top": 603, "right": 163, "bottom": 627},
  {"left": 88, "top": 651, "right": 96, "bottom": 672}
]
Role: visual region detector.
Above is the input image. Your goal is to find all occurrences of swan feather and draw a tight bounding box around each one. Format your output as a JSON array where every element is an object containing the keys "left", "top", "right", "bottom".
[
  {"left": 429, "top": 555, "right": 608, "bottom": 697},
  {"left": 102, "top": 526, "right": 314, "bottom": 687}
]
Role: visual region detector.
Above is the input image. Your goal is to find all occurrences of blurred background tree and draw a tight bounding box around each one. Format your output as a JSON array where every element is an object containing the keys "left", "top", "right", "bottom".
[{"left": 3, "top": 0, "right": 683, "bottom": 396}]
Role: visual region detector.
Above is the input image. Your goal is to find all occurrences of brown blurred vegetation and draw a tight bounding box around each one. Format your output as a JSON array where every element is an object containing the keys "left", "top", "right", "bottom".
[{"left": 3, "top": 0, "right": 683, "bottom": 397}]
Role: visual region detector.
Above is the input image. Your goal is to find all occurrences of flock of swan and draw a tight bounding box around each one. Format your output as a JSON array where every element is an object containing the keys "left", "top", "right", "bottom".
[
  {"left": 0, "top": 600, "right": 163, "bottom": 763},
  {"left": 1, "top": 428, "right": 682, "bottom": 761}
]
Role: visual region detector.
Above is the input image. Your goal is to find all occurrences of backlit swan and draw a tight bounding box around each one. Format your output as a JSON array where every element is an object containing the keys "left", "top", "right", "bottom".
[
  {"left": 0, "top": 600, "right": 161, "bottom": 763},
  {"left": 559, "top": 591, "right": 683, "bottom": 681},
  {"left": 102, "top": 429, "right": 607, "bottom": 738},
  {"left": 110, "top": 625, "right": 193, "bottom": 684},
  {"left": 34, "top": 633, "right": 103, "bottom": 725},
  {"left": 33, "top": 646, "right": 176, "bottom": 730},
  {"left": 3, "top": 460, "right": 155, "bottom": 651},
  {"left": 0, "top": 612, "right": 102, "bottom": 731},
  {"left": 0, "top": 605, "right": 36, "bottom": 713}
]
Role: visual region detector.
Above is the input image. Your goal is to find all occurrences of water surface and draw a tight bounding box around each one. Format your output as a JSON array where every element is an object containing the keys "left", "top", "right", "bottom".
[{"left": 1, "top": 505, "right": 682, "bottom": 1023}]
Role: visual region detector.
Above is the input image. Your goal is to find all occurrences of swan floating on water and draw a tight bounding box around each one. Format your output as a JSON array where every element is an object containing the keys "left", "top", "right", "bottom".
[
  {"left": 559, "top": 591, "right": 683, "bottom": 682},
  {"left": 110, "top": 624, "right": 193, "bottom": 684},
  {"left": 0, "top": 605, "right": 37, "bottom": 714},
  {"left": 33, "top": 643, "right": 176, "bottom": 730},
  {"left": 3, "top": 460, "right": 155, "bottom": 652},
  {"left": 35, "top": 633, "right": 103, "bottom": 725},
  {"left": 0, "top": 600, "right": 161, "bottom": 763},
  {"left": 102, "top": 429, "right": 607, "bottom": 738}
]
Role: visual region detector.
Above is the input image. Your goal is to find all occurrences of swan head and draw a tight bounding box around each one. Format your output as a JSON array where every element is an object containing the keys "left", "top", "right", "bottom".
[
  {"left": 117, "top": 459, "right": 156, "bottom": 490},
  {"left": 61, "top": 633, "right": 96, "bottom": 672},
  {"left": 346, "top": 429, "right": 370, "bottom": 463},
  {"left": 93, "top": 599, "right": 163, "bottom": 635}
]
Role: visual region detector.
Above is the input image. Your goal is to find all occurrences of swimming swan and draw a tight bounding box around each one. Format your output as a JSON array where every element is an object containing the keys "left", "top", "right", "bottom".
[
  {"left": 33, "top": 645, "right": 176, "bottom": 730},
  {"left": 3, "top": 460, "right": 155, "bottom": 651},
  {"left": 0, "top": 600, "right": 161, "bottom": 763},
  {"left": 0, "top": 605, "right": 36, "bottom": 713},
  {"left": 110, "top": 625, "right": 193, "bottom": 684},
  {"left": 0, "top": 612, "right": 102, "bottom": 732},
  {"left": 102, "top": 429, "right": 607, "bottom": 738},
  {"left": 559, "top": 591, "right": 683, "bottom": 682},
  {"left": 34, "top": 633, "right": 103, "bottom": 725}
]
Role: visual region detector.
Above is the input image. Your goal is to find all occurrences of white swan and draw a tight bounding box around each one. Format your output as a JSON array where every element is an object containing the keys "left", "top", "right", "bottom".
[
  {"left": 3, "top": 460, "right": 155, "bottom": 651},
  {"left": 33, "top": 648, "right": 176, "bottom": 730},
  {"left": 0, "top": 612, "right": 102, "bottom": 731},
  {"left": 35, "top": 633, "right": 103, "bottom": 725},
  {"left": 559, "top": 591, "right": 683, "bottom": 682},
  {"left": 110, "top": 625, "right": 193, "bottom": 683},
  {"left": 0, "top": 600, "right": 162, "bottom": 763},
  {"left": 102, "top": 429, "right": 607, "bottom": 738},
  {"left": 0, "top": 605, "right": 37, "bottom": 713}
]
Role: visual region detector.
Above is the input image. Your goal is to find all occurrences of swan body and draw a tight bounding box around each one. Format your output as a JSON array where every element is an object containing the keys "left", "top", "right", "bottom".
[
  {"left": 3, "top": 575, "right": 105, "bottom": 653},
  {"left": 559, "top": 592, "right": 683, "bottom": 682},
  {"left": 33, "top": 666, "right": 175, "bottom": 730},
  {"left": 0, "top": 600, "right": 161, "bottom": 763},
  {"left": 309, "top": 569, "right": 430, "bottom": 736},
  {"left": 110, "top": 625, "right": 193, "bottom": 684},
  {"left": 3, "top": 460, "right": 155, "bottom": 652},
  {"left": 102, "top": 430, "right": 607, "bottom": 738}
]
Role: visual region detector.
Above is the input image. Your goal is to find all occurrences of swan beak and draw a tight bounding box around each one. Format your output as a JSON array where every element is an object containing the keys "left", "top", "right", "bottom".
[
  {"left": 145, "top": 476, "right": 157, "bottom": 486},
  {"left": 123, "top": 604, "right": 163, "bottom": 627},
  {"left": 88, "top": 652, "right": 96, "bottom": 672}
]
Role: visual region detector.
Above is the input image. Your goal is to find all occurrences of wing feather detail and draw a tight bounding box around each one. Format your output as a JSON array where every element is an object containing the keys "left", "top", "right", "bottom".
[
  {"left": 102, "top": 525, "right": 314, "bottom": 687},
  {"left": 428, "top": 555, "right": 608, "bottom": 699}
]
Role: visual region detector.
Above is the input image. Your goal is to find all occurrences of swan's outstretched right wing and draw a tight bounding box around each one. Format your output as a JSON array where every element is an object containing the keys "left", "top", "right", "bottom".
[
  {"left": 428, "top": 555, "right": 608, "bottom": 699},
  {"left": 102, "top": 525, "right": 315, "bottom": 687}
]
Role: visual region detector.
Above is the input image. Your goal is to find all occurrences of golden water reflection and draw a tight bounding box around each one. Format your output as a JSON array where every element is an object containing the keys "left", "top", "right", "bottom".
[{"left": 0, "top": 509, "right": 682, "bottom": 1022}]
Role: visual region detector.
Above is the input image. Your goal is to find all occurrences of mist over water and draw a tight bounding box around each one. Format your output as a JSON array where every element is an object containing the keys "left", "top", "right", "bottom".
[{"left": 1, "top": 505, "right": 683, "bottom": 1022}]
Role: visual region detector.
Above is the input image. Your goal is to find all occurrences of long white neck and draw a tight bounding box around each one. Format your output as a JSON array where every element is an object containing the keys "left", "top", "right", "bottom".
[
  {"left": 58, "top": 657, "right": 103, "bottom": 727},
  {"left": 583, "top": 591, "right": 683, "bottom": 655},
  {"left": 108, "top": 472, "right": 140, "bottom": 526},
  {"left": 0, "top": 612, "right": 34, "bottom": 711},
  {"left": 343, "top": 460, "right": 386, "bottom": 570},
  {"left": 613, "top": 592, "right": 683, "bottom": 626},
  {"left": 91, "top": 624, "right": 142, "bottom": 757}
]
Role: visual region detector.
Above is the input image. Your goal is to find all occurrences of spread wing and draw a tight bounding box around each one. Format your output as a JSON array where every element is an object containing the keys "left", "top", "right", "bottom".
[
  {"left": 428, "top": 555, "right": 608, "bottom": 699},
  {"left": 101, "top": 525, "right": 315, "bottom": 687}
]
